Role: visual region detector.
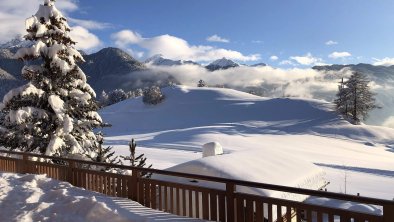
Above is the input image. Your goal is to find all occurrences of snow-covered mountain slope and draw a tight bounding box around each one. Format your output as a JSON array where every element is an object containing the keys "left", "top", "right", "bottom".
[
  {"left": 0, "top": 49, "right": 14, "bottom": 59},
  {"left": 0, "top": 172, "right": 203, "bottom": 222},
  {"left": 100, "top": 86, "right": 394, "bottom": 200},
  {"left": 0, "top": 38, "right": 33, "bottom": 53},
  {"left": 205, "top": 58, "right": 239, "bottom": 71},
  {"left": 0, "top": 68, "right": 20, "bottom": 97},
  {"left": 0, "top": 68, "right": 15, "bottom": 80},
  {"left": 145, "top": 54, "right": 198, "bottom": 66}
]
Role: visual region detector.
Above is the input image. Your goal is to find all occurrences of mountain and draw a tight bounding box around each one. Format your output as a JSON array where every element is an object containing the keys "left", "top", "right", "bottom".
[
  {"left": 0, "top": 49, "right": 14, "bottom": 59},
  {"left": 79, "top": 47, "right": 147, "bottom": 92},
  {"left": 0, "top": 67, "right": 20, "bottom": 98},
  {"left": 205, "top": 57, "right": 239, "bottom": 71},
  {"left": 0, "top": 38, "right": 38, "bottom": 81},
  {"left": 145, "top": 54, "right": 199, "bottom": 66},
  {"left": 80, "top": 48, "right": 181, "bottom": 93},
  {"left": 0, "top": 68, "right": 15, "bottom": 80},
  {"left": 251, "top": 62, "right": 267, "bottom": 67},
  {"left": 313, "top": 63, "right": 394, "bottom": 83},
  {"left": 0, "top": 38, "right": 33, "bottom": 54},
  {"left": 82, "top": 47, "right": 145, "bottom": 77}
]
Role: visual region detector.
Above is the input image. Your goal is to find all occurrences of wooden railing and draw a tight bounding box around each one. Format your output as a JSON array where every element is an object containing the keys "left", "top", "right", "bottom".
[{"left": 0, "top": 150, "right": 393, "bottom": 222}]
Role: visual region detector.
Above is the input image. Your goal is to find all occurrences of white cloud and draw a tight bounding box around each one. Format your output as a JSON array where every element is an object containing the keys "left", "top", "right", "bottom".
[
  {"left": 290, "top": 53, "right": 325, "bottom": 66},
  {"left": 270, "top": 55, "right": 279, "bottom": 61},
  {"left": 325, "top": 40, "right": 338, "bottom": 45},
  {"left": 69, "top": 26, "right": 102, "bottom": 51},
  {"left": 68, "top": 18, "right": 112, "bottom": 30},
  {"left": 0, "top": 0, "right": 103, "bottom": 51},
  {"left": 111, "top": 29, "right": 260, "bottom": 62},
  {"left": 54, "top": 0, "right": 78, "bottom": 12},
  {"left": 206, "top": 34, "right": 230, "bottom": 43},
  {"left": 279, "top": 60, "right": 295, "bottom": 66},
  {"left": 328, "top": 51, "right": 351, "bottom": 59},
  {"left": 373, "top": 57, "right": 394, "bottom": 66},
  {"left": 136, "top": 64, "right": 340, "bottom": 99}
]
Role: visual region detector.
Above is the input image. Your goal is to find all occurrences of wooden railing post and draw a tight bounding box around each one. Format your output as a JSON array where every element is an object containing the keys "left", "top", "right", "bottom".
[
  {"left": 383, "top": 204, "right": 394, "bottom": 222},
  {"left": 22, "top": 154, "right": 28, "bottom": 174},
  {"left": 130, "top": 169, "right": 139, "bottom": 201},
  {"left": 226, "top": 182, "right": 236, "bottom": 222},
  {"left": 68, "top": 160, "right": 75, "bottom": 185}
]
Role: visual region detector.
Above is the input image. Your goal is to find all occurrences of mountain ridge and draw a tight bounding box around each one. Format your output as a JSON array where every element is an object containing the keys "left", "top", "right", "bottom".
[{"left": 205, "top": 57, "right": 239, "bottom": 71}]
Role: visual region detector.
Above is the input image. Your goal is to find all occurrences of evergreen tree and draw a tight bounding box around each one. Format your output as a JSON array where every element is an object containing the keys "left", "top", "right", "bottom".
[
  {"left": 0, "top": 0, "right": 102, "bottom": 156},
  {"left": 121, "top": 139, "right": 152, "bottom": 178},
  {"left": 93, "top": 132, "right": 121, "bottom": 171},
  {"left": 99, "top": 90, "right": 109, "bottom": 107},
  {"left": 335, "top": 72, "right": 379, "bottom": 123},
  {"left": 107, "top": 89, "right": 128, "bottom": 105},
  {"left": 334, "top": 78, "right": 350, "bottom": 118},
  {"left": 134, "top": 88, "right": 144, "bottom": 97},
  {"left": 197, "top": 79, "right": 206, "bottom": 87},
  {"left": 143, "top": 86, "right": 165, "bottom": 105}
]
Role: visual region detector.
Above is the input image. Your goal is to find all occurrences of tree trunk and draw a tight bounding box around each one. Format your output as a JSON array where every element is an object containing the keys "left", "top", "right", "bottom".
[{"left": 353, "top": 87, "right": 357, "bottom": 121}]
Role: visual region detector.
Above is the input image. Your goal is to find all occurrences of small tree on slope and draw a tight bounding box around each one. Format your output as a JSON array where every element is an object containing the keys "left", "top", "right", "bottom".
[
  {"left": 93, "top": 132, "right": 121, "bottom": 172},
  {"left": 121, "top": 139, "right": 152, "bottom": 178},
  {"left": 197, "top": 79, "right": 206, "bottom": 87},
  {"left": 0, "top": 0, "right": 102, "bottom": 157},
  {"left": 335, "top": 72, "right": 379, "bottom": 124}
]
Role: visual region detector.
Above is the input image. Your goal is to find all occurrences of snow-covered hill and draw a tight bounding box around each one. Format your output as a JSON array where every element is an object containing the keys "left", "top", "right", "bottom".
[{"left": 100, "top": 86, "right": 394, "bottom": 200}]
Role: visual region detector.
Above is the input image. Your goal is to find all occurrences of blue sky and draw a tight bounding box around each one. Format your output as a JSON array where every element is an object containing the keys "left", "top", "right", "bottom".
[{"left": 2, "top": 0, "right": 394, "bottom": 66}]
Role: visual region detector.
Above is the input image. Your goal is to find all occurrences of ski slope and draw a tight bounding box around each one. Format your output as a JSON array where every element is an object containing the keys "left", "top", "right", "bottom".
[{"left": 100, "top": 86, "right": 394, "bottom": 200}]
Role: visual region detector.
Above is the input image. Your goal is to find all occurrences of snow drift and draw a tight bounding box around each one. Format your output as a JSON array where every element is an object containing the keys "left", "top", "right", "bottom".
[{"left": 0, "top": 172, "right": 202, "bottom": 222}]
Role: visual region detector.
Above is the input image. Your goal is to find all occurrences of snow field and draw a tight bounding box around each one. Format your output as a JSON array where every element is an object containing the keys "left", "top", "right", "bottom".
[{"left": 101, "top": 86, "right": 394, "bottom": 203}]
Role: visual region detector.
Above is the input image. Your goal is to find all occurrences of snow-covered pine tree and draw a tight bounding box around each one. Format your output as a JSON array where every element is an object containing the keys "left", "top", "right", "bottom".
[
  {"left": 107, "top": 89, "right": 127, "bottom": 105},
  {"left": 134, "top": 88, "right": 143, "bottom": 97},
  {"left": 143, "top": 86, "right": 165, "bottom": 105},
  {"left": 99, "top": 90, "right": 109, "bottom": 107},
  {"left": 0, "top": 0, "right": 102, "bottom": 157},
  {"left": 335, "top": 72, "right": 379, "bottom": 123}
]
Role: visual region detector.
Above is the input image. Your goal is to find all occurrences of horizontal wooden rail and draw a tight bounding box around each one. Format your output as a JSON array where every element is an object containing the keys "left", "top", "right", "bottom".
[{"left": 0, "top": 149, "right": 393, "bottom": 222}]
